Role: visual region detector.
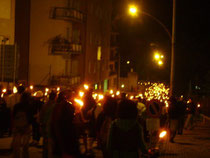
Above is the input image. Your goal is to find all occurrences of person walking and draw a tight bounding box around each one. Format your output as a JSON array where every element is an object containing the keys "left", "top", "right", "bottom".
[
  {"left": 107, "top": 99, "right": 148, "bottom": 158},
  {"left": 168, "top": 97, "right": 179, "bottom": 143},
  {"left": 12, "top": 92, "right": 32, "bottom": 158},
  {"left": 177, "top": 98, "right": 187, "bottom": 135},
  {"left": 184, "top": 98, "right": 197, "bottom": 130},
  {"left": 96, "top": 96, "right": 117, "bottom": 158},
  {"left": 40, "top": 91, "right": 57, "bottom": 158},
  {"left": 51, "top": 91, "right": 81, "bottom": 158},
  {"left": 30, "top": 92, "right": 44, "bottom": 146}
]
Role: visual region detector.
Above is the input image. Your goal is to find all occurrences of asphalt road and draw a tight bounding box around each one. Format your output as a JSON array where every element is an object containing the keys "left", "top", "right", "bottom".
[{"left": 0, "top": 121, "right": 210, "bottom": 158}]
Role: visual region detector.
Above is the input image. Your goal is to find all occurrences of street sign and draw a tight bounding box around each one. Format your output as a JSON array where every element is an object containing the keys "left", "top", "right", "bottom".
[{"left": 146, "top": 100, "right": 162, "bottom": 118}]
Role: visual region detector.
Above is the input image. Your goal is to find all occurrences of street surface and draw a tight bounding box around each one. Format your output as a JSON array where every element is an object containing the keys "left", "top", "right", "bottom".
[{"left": 0, "top": 121, "right": 210, "bottom": 158}]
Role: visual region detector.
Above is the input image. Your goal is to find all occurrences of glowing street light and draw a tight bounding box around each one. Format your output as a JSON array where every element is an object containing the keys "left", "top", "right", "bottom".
[
  {"left": 127, "top": 2, "right": 176, "bottom": 96},
  {"left": 128, "top": 5, "right": 138, "bottom": 16},
  {"left": 127, "top": 61, "right": 130, "bottom": 64},
  {"left": 154, "top": 53, "right": 160, "bottom": 60},
  {"left": 158, "top": 60, "right": 163, "bottom": 66}
]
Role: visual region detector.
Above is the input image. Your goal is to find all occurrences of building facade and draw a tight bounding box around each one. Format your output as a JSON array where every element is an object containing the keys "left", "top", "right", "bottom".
[
  {"left": 28, "top": 0, "right": 86, "bottom": 86},
  {"left": 85, "top": 0, "right": 112, "bottom": 91},
  {"left": 0, "top": 0, "right": 17, "bottom": 84},
  {"left": 14, "top": 0, "right": 112, "bottom": 91}
]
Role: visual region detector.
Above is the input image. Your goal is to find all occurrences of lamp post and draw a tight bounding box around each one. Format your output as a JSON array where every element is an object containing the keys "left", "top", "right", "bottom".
[{"left": 128, "top": 1, "right": 176, "bottom": 96}]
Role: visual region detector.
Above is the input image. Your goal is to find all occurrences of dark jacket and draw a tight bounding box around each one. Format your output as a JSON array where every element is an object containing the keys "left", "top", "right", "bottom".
[{"left": 51, "top": 100, "right": 80, "bottom": 157}]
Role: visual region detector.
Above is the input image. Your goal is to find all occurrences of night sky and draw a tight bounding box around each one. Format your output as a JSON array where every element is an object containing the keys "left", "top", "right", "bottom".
[{"left": 114, "top": 0, "right": 210, "bottom": 96}]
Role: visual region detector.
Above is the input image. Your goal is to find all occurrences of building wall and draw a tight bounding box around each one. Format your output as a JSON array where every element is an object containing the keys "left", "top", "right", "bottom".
[
  {"left": 29, "top": 0, "right": 85, "bottom": 85},
  {"left": 15, "top": 0, "right": 30, "bottom": 82},
  {"left": 29, "top": 0, "right": 66, "bottom": 85},
  {"left": 85, "top": 0, "right": 112, "bottom": 90},
  {"left": 120, "top": 71, "right": 138, "bottom": 92},
  {"left": 0, "top": 0, "right": 15, "bottom": 44}
]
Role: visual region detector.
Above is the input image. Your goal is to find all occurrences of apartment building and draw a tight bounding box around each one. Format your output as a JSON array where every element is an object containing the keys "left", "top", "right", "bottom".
[
  {"left": 0, "top": 0, "right": 17, "bottom": 83},
  {"left": 14, "top": 0, "right": 112, "bottom": 91}
]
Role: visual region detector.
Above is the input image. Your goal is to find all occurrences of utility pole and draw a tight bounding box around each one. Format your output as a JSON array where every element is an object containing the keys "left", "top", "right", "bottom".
[{"left": 170, "top": 0, "right": 176, "bottom": 97}]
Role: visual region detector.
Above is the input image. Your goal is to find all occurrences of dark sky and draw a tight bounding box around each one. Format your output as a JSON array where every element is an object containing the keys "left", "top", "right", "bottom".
[{"left": 114, "top": 0, "right": 210, "bottom": 95}]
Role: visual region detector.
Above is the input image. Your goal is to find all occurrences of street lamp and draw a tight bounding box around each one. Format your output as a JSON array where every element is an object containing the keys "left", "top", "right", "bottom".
[
  {"left": 153, "top": 51, "right": 164, "bottom": 66},
  {"left": 128, "top": 2, "right": 176, "bottom": 96},
  {"left": 128, "top": 5, "right": 138, "bottom": 16},
  {"left": 158, "top": 60, "right": 163, "bottom": 66}
]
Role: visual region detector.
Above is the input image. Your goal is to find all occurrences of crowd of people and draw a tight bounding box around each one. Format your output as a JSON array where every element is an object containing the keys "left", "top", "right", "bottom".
[{"left": 0, "top": 85, "right": 202, "bottom": 158}]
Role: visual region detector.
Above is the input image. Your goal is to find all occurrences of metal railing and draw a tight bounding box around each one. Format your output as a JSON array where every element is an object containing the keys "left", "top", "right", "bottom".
[
  {"left": 51, "top": 43, "right": 82, "bottom": 55},
  {"left": 51, "top": 7, "right": 85, "bottom": 23},
  {"left": 50, "top": 75, "right": 81, "bottom": 86}
]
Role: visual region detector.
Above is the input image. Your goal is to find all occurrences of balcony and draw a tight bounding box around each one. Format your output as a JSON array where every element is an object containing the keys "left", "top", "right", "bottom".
[
  {"left": 51, "top": 43, "right": 82, "bottom": 55},
  {"left": 50, "top": 75, "right": 81, "bottom": 86},
  {"left": 51, "top": 7, "right": 85, "bottom": 23},
  {"left": 49, "top": 35, "right": 82, "bottom": 55}
]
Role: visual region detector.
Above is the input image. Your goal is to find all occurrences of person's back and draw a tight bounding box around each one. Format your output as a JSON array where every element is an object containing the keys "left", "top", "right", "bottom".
[
  {"left": 12, "top": 92, "right": 32, "bottom": 158},
  {"left": 51, "top": 91, "right": 80, "bottom": 158},
  {"left": 107, "top": 99, "right": 147, "bottom": 158}
]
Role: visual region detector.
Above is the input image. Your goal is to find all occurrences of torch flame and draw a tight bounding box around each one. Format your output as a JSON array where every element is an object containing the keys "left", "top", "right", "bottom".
[{"left": 159, "top": 130, "right": 167, "bottom": 138}]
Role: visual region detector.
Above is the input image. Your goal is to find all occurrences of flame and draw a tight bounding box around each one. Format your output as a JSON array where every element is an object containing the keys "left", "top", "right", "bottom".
[
  {"left": 2, "top": 89, "right": 7, "bottom": 93},
  {"left": 98, "top": 94, "right": 104, "bottom": 101},
  {"left": 116, "top": 91, "right": 120, "bottom": 96},
  {"left": 74, "top": 98, "right": 84, "bottom": 107},
  {"left": 30, "top": 85, "right": 34, "bottom": 90},
  {"left": 45, "top": 88, "right": 49, "bottom": 92},
  {"left": 57, "top": 87, "right": 60, "bottom": 91},
  {"left": 79, "top": 91, "right": 84, "bottom": 98},
  {"left": 84, "top": 84, "right": 89, "bottom": 90},
  {"left": 159, "top": 130, "right": 167, "bottom": 138},
  {"left": 13, "top": 86, "right": 18, "bottom": 94}
]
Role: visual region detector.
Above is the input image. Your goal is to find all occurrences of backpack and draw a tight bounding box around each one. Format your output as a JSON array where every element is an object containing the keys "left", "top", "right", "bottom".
[{"left": 99, "top": 116, "right": 112, "bottom": 145}]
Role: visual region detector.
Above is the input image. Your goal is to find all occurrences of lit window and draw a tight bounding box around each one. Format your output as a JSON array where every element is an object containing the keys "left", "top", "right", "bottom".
[{"left": 97, "top": 46, "right": 101, "bottom": 61}]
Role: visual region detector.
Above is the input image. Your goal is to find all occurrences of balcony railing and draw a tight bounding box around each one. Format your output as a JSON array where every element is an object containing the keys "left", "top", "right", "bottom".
[
  {"left": 50, "top": 75, "right": 81, "bottom": 86},
  {"left": 50, "top": 43, "right": 82, "bottom": 55},
  {"left": 51, "top": 7, "right": 85, "bottom": 23}
]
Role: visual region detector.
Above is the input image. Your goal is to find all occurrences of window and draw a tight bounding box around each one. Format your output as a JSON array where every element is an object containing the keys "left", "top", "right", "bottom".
[{"left": 97, "top": 46, "right": 101, "bottom": 61}]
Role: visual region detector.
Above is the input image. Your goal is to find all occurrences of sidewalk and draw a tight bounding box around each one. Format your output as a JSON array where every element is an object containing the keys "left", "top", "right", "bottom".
[
  {"left": 160, "top": 121, "right": 210, "bottom": 158},
  {"left": 0, "top": 121, "right": 210, "bottom": 158}
]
